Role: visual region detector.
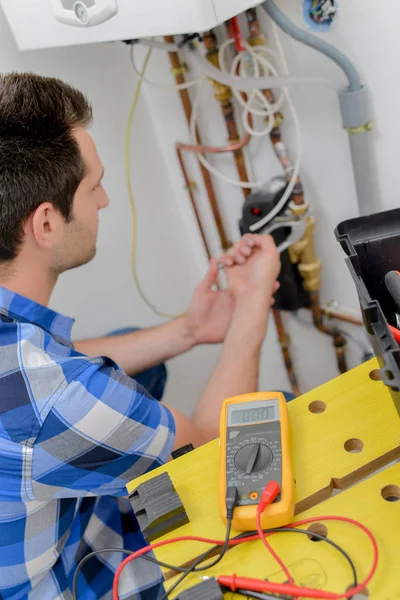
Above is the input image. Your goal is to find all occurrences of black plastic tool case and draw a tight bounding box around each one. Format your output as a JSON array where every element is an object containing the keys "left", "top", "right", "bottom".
[{"left": 335, "top": 208, "right": 400, "bottom": 415}]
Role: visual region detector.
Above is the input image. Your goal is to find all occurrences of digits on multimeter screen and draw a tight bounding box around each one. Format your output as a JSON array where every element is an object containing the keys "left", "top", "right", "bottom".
[{"left": 231, "top": 406, "right": 275, "bottom": 424}]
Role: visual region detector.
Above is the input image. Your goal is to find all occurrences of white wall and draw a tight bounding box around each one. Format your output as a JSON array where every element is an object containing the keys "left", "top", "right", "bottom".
[{"left": 0, "top": 0, "right": 395, "bottom": 415}]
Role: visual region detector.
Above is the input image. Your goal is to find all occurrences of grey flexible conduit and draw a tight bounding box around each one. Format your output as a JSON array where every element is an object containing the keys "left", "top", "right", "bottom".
[{"left": 262, "top": 0, "right": 362, "bottom": 91}]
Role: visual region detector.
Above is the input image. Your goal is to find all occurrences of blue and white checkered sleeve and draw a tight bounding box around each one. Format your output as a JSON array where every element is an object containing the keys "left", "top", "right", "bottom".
[{"left": 31, "top": 361, "right": 176, "bottom": 500}]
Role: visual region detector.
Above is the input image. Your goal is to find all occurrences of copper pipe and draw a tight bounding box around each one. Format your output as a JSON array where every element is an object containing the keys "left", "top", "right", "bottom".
[
  {"left": 227, "top": 21, "right": 301, "bottom": 396},
  {"left": 246, "top": 10, "right": 304, "bottom": 206},
  {"left": 334, "top": 334, "right": 348, "bottom": 375},
  {"left": 177, "top": 132, "right": 251, "bottom": 155},
  {"left": 245, "top": 10, "right": 348, "bottom": 376},
  {"left": 288, "top": 216, "right": 348, "bottom": 374},
  {"left": 224, "top": 15, "right": 301, "bottom": 391},
  {"left": 223, "top": 20, "right": 301, "bottom": 394},
  {"left": 175, "top": 135, "right": 250, "bottom": 250},
  {"left": 273, "top": 309, "right": 301, "bottom": 396},
  {"left": 322, "top": 308, "right": 363, "bottom": 327},
  {"left": 176, "top": 146, "right": 212, "bottom": 260},
  {"left": 309, "top": 291, "right": 348, "bottom": 374},
  {"left": 164, "top": 35, "right": 230, "bottom": 250},
  {"left": 203, "top": 30, "right": 251, "bottom": 198}
]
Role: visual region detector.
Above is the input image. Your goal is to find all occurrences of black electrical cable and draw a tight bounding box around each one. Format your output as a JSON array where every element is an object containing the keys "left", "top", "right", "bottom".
[
  {"left": 160, "top": 486, "right": 239, "bottom": 600},
  {"left": 72, "top": 526, "right": 358, "bottom": 600},
  {"left": 163, "top": 527, "right": 357, "bottom": 600},
  {"left": 202, "top": 528, "right": 356, "bottom": 587},
  {"left": 72, "top": 547, "right": 194, "bottom": 598},
  {"left": 159, "top": 516, "right": 233, "bottom": 600},
  {"left": 72, "top": 549, "right": 124, "bottom": 600}
]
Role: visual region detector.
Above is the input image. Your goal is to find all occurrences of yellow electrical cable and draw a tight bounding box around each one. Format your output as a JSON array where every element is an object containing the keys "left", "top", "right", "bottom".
[{"left": 125, "top": 46, "right": 179, "bottom": 319}]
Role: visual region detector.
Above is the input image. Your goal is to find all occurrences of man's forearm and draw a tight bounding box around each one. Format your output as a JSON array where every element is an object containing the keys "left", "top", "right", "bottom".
[
  {"left": 74, "top": 316, "right": 195, "bottom": 376},
  {"left": 193, "top": 290, "right": 269, "bottom": 440}
]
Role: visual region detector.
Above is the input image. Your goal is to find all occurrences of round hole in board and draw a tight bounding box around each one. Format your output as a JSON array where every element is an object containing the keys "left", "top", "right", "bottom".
[
  {"left": 306, "top": 523, "right": 328, "bottom": 542},
  {"left": 346, "top": 585, "right": 369, "bottom": 599},
  {"left": 369, "top": 369, "right": 382, "bottom": 381},
  {"left": 344, "top": 438, "right": 364, "bottom": 453},
  {"left": 381, "top": 484, "right": 400, "bottom": 502},
  {"left": 308, "top": 400, "right": 326, "bottom": 414},
  {"left": 385, "top": 369, "right": 394, "bottom": 381}
]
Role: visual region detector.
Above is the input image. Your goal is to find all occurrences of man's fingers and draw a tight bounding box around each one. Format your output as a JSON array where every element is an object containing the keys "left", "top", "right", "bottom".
[
  {"left": 229, "top": 252, "right": 246, "bottom": 265},
  {"left": 224, "top": 235, "right": 260, "bottom": 265},
  {"left": 237, "top": 244, "right": 252, "bottom": 258},
  {"left": 219, "top": 234, "right": 280, "bottom": 270},
  {"left": 258, "top": 234, "right": 279, "bottom": 253},
  {"left": 241, "top": 234, "right": 267, "bottom": 250},
  {"left": 198, "top": 258, "right": 218, "bottom": 290},
  {"left": 218, "top": 254, "right": 234, "bottom": 268}
]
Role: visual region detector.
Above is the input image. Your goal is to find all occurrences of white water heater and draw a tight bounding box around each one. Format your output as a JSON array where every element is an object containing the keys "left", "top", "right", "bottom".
[{"left": 0, "top": 0, "right": 264, "bottom": 51}]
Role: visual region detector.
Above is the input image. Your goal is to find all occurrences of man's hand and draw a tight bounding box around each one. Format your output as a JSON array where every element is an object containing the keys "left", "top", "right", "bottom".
[
  {"left": 184, "top": 258, "right": 234, "bottom": 345},
  {"left": 184, "top": 235, "right": 280, "bottom": 346},
  {"left": 191, "top": 235, "right": 281, "bottom": 440},
  {"left": 220, "top": 234, "right": 281, "bottom": 299}
]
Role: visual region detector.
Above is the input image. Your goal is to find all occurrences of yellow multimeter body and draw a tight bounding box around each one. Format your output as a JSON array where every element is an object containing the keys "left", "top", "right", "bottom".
[{"left": 219, "top": 392, "right": 294, "bottom": 531}]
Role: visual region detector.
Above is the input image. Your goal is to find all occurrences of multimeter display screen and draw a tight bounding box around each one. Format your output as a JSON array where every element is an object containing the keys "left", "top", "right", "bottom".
[{"left": 228, "top": 400, "right": 278, "bottom": 426}]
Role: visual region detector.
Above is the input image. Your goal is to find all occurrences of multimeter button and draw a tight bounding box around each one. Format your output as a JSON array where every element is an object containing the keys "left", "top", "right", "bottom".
[
  {"left": 234, "top": 443, "right": 273, "bottom": 474},
  {"left": 229, "top": 430, "right": 240, "bottom": 440}
]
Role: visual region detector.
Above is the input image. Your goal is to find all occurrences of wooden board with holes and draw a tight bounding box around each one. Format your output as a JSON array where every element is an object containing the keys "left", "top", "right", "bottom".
[
  {"left": 128, "top": 360, "right": 400, "bottom": 564},
  {"left": 164, "top": 461, "right": 400, "bottom": 598},
  {"left": 126, "top": 359, "right": 400, "bottom": 570}
]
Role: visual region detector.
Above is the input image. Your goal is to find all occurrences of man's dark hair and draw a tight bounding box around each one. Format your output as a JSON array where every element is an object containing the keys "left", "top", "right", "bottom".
[{"left": 0, "top": 72, "right": 92, "bottom": 260}]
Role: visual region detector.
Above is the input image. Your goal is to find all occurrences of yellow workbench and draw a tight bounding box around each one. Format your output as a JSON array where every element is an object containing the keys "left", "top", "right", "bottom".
[{"left": 127, "top": 360, "right": 400, "bottom": 598}]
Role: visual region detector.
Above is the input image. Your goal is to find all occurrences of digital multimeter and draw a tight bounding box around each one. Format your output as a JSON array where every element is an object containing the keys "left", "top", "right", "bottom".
[{"left": 219, "top": 392, "right": 295, "bottom": 531}]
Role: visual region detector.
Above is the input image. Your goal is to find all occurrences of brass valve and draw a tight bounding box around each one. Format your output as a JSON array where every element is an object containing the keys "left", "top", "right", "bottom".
[
  {"left": 248, "top": 35, "right": 265, "bottom": 48},
  {"left": 288, "top": 216, "right": 322, "bottom": 292},
  {"left": 203, "top": 31, "right": 232, "bottom": 104}
]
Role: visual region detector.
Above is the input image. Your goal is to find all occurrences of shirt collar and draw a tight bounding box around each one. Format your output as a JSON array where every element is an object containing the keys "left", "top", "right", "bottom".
[{"left": 0, "top": 286, "right": 75, "bottom": 344}]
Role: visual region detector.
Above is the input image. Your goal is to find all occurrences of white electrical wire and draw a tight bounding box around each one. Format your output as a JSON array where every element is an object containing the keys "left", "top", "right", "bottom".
[
  {"left": 249, "top": 25, "right": 303, "bottom": 231},
  {"left": 133, "top": 38, "right": 335, "bottom": 90},
  {"left": 134, "top": 32, "right": 304, "bottom": 228},
  {"left": 189, "top": 46, "right": 336, "bottom": 92},
  {"left": 130, "top": 44, "right": 203, "bottom": 91},
  {"left": 250, "top": 91, "right": 302, "bottom": 230},
  {"left": 272, "top": 20, "right": 290, "bottom": 76},
  {"left": 219, "top": 39, "right": 285, "bottom": 137},
  {"left": 189, "top": 36, "right": 302, "bottom": 224}
]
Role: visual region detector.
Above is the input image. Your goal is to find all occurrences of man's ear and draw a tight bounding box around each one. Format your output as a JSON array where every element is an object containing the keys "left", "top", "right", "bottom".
[{"left": 29, "top": 202, "right": 62, "bottom": 250}]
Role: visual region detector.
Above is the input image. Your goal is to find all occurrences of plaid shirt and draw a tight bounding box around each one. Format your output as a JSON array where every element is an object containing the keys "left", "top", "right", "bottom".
[{"left": 0, "top": 286, "right": 175, "bottom": 599}]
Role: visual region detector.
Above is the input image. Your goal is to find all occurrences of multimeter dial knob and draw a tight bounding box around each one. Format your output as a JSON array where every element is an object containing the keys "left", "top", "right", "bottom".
[{"left": 234, "top": 443, "right": 273, "bottom": 474}]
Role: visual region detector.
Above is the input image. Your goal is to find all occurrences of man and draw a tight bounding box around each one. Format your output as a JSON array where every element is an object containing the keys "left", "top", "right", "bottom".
[{"left": 0, "top": 73, "right": 281, "bottom": 599}]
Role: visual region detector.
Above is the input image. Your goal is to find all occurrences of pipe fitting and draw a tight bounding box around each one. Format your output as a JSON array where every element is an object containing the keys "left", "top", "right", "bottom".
[
  {"left": 206, "top": 75, "right": 232, "bottom": 104},
  {"left": 288, "top": 216, "right": 322, "bottom": 292},
  {"left": 265, "top": 111, "right": 284, "bottom": 129},
  {"left": 203, "top": 33, "right": 232, "bottom": 103},
  {"left": 297, "top": 261, "right": 322, "bottom": 293},
  {"left": 248, "top": 35, "right": 266, "bottom": 48},
  {"left": 339, "top": 87, "right": 372, "bottom": 131},
  {"left": 290, "top": 203, "right": 309, "bottom": 217}
]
